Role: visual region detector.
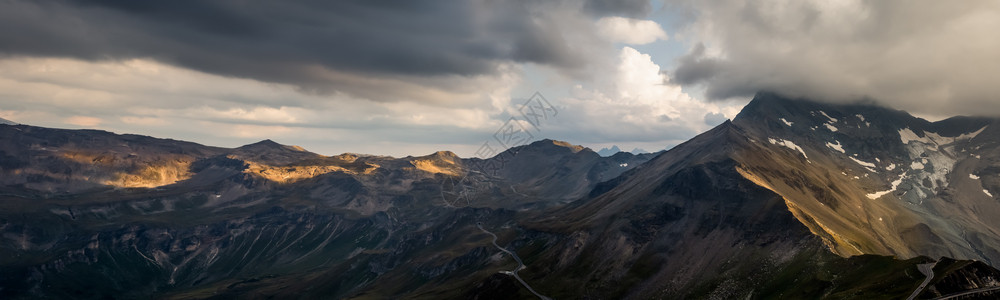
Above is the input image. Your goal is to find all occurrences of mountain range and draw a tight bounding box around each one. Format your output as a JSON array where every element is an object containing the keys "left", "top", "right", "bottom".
[
  {"left": 596, "top": 145, "right": 651, "bottom": 157},
  {"left": 1, "top": 92, "right": 999, "bottom": 299}
]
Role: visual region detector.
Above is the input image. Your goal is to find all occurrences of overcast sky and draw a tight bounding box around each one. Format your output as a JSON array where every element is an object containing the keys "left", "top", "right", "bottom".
[{"left": 1, "top": 0, "right": 998, "bottom": 157}]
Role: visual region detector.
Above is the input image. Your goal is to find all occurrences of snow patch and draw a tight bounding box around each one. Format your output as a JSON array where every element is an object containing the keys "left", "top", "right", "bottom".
[
  {"left": 850, "top": 156, "right": 877, "bottom": 169},
  {"left": 985, "top": 189, "right": 994, "bottom": 197},
  {"left": 855, "top": 114, "right": 865, "bottom": 122},
  {"left": 957, "top": 126, "right": 987, "bottom": 140},
  {"left": 619, "top": 163, "right": 628, "bottom": 167},
  {"left": 768, "top": 138, "right": 808, "bottom": 159},
  {"left": 867, "top": 175, "right": 905, "bottom": 199},
  {"left": 970, "top": 174, "right": 980, "bottom": 180},
  {"left": 779, "top": 118, "right": 793, "bottom": 126},
  {"left": 898, "top": 128, "right": 923, "bottom": 144},
  {"left": 885, "top": 163, "right": 896, "bottom": 171},
  {"left": 899, "top": 126, "right": 987, "bottom": 147},
  {"left": 911, "top": 161, "right": 924, "bottom": 170},
  {"left": 826, "top": 140, "right": 845, "bottom": 153},
  {"left": 824, "top": 123, "right": 839, "bottom": 132},
  {"left": 818, "top": 111, "right": 838, "bottom": 122}
]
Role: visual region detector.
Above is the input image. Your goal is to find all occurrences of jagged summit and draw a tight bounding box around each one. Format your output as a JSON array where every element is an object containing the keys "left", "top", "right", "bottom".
[
  {"left": 597, "top": 145, "right": 622, "bottom": 156},
  {"left": 735, "top": 92, "right": 999, "bottom": 136},
  {"left": 531, "top": 138, "right": 588, "bottom": 153}
]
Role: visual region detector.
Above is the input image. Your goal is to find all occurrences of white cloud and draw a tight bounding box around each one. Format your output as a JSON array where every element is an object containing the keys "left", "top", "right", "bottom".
[
  {"left": 548, "top": 46, "right": 743, "bottom": 149},
  {"left": 0, "top": 57, "right": 521, "bottom": 156},
  {"left": 596, "top": 16, "right": 669, "bottom": 45}
]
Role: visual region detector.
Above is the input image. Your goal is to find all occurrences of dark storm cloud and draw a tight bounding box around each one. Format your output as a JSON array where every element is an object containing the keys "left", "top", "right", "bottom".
[
  {"left": 583, "top": 0, "right": 651, "bottom": 17},
  {"left": 669, "top": 0, "right": 1000, "bottom": 117},
  {"left": 0, "top": 0, "right": 642, "bottom": 97},
  {"left": 671, "top": 43, "right": 719, "bottom": 86}
]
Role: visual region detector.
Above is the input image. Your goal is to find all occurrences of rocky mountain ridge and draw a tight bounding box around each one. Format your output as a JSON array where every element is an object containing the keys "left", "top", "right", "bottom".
[{"left": 1, "top": 93, "right": 999, "bottom": 299}]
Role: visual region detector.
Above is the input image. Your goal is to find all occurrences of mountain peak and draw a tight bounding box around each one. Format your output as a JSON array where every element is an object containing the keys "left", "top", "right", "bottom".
[
  {"left": 597, "top": 145, "right": 622, "bottom": 157},
  {"left": 733, "top": 92, "right": 922, "bottom": 135},
  {"left": 237, "top": 139, "right": 309, "bottom": 152},
  {"left": 526, "top": 139, "right": 588, "bottom": 153},
  {"left": 241, "top": 139, "right": 282, "bottom": 148},
  {"left": 232, "top": 139, "right": 318, "bottom": 165},
  {"left": 431, "top": 150, "right": 458, "bottom": 158},
  {"left": 630, "top": 147, "right": 648, "bottom": 154}
]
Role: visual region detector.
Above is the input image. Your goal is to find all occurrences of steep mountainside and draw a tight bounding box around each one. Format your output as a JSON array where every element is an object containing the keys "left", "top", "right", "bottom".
[
  {"left": 469, "top": 93, "right": 1000, "bottom": 298},
  {"left": 732, "top": 93, "right": 1000, "bottom": 265}
]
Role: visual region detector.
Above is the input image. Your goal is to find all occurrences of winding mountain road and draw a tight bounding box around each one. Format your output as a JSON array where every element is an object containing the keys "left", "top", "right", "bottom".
[
  {"left": 930, "top": 286, "right": 1000, "bottom": 300},
  {"left": 906, "top": 262, "right": 936, "bottom": 300},
  {"left": 477, "top": 222, "right": 553, "bottom": 300}
]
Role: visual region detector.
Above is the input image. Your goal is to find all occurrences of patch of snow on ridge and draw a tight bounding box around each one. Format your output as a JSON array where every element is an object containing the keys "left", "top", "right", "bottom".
[
  {"left": 818, "top": 111, "right": 838, "bottom": 122},
  {"left": 867, "top": 175, "right": 905, "bottom": 199},
  {"left": 885, "top": 163, "right": 896, "bottom": 171},
  {"left": 985, "top": 189, "right": 994, "bottom": 197},
  {"left": 779, "top": 118, "right": 793, "bottom": 126},
  {"left": 898, "top": 127, "right": 924, "bottom": 144},
  {"left": 925, "top": 126, "right": 988, "bottom": 146},
  {"left": 970, "top": 174, "right": 980, "bottom": 180},
  {"left": 824, "top": 123, "right": 839, "bottom": 132},
  {"left": 826, "top": 140, "right": 845, "bottom": 153},
  {"left": 899, "top": 126, "right": 987, "bottom": 146},
  {"left": 959, "top": 126, "right": 987, "bottom": 140},
  {"left": 855, "top": 114, "right": 865, "bottom": 122},
  {"left": 768, "top": 138, "right": 808, "bottom": 159},
  {"left": 911, "top": 161, "right": 924, "bottom": 170},
  {"left": 850, "top": 156, "right": 876, "bottom": 169}
]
